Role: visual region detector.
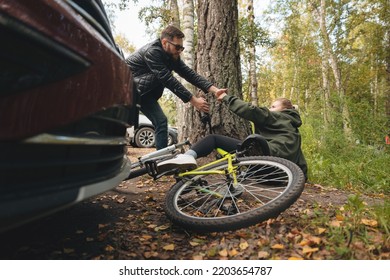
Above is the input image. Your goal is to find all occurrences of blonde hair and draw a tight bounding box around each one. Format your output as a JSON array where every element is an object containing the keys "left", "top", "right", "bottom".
[{"left": 274, "top": 98, "right": 294, "bottom": 110}]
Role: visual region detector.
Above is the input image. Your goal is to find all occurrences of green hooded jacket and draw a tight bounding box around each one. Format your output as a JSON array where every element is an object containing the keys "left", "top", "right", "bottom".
[{"left": 223, "top": 95, "right": 308, "bottom": 178}]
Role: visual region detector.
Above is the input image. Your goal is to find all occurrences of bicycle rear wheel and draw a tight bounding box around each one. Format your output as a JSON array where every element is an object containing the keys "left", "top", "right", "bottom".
[{"left": 164, "top": 156, "right": 305, "bottom": 232}]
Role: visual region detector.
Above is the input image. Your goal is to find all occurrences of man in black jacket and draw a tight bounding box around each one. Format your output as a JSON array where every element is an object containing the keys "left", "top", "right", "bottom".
[{"left": 126, "top": 25, "right": 226, "bottom": 149}]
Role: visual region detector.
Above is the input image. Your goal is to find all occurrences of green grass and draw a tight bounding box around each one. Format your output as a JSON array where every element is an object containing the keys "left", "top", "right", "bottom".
[{"left": 300, "top": 118, "right": 390, "bottom": 194}]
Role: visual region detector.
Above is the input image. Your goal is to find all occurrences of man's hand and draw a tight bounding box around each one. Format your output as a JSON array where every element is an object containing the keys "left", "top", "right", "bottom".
[{"left": 190, "top": 96, "right": 210, "bottom": 113}]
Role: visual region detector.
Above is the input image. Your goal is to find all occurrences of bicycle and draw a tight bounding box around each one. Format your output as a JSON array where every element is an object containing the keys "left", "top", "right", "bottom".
[{"left": 125, "top": 134, "right": 305, "bottom": 232}]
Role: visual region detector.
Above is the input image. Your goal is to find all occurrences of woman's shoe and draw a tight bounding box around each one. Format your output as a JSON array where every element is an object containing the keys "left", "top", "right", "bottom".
[{"left": 157, "top": 154, "right": 197, "bottom": 173}]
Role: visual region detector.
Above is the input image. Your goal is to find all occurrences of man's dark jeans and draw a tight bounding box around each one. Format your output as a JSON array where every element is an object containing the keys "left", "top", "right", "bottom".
[{"left": 140, "top": 97, "right": 168, "bottom": 150}]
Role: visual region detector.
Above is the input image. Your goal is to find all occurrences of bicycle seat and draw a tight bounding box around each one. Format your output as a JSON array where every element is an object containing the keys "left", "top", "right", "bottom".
[{"left": 239, "top": 134, "right": 271, "bottom": 156}]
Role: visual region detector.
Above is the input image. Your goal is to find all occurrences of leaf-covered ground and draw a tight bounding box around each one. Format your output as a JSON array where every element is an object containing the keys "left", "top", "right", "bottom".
[
  {"left": 0, "top": 148, "right": 388, "bottom": 260},
  {"left": 97, "top": 178, "right": 388, "bottom": 260}
]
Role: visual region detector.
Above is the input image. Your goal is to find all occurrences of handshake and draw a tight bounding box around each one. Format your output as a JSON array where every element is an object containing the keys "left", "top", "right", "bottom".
[
  {"left": 213, "top": 88, "right": 228, "bottom": 101},
  {"left": 190, "top": 86, "right": 228, "bottom": 113}
]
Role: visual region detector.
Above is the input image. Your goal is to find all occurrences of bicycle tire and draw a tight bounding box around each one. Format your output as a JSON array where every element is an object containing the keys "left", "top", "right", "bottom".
[{"left": 164, "top": 156, "right": 305, "bottom": 232}]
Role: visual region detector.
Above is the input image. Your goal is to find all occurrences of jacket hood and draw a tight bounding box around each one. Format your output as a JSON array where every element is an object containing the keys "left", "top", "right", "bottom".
[{"left": 282, "top": 109, "right": 302, "bottom": 127}]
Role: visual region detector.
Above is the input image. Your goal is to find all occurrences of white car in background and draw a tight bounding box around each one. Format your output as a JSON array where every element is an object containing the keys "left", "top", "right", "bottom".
[{"left": 127, "top": 114, "right": 178, "bottom": 148}]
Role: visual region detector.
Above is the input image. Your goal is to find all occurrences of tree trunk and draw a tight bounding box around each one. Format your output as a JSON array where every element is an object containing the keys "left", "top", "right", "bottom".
[
  {"left": 175, "top": 0, "right": 195, "bottom": 141},
  {"left": 321, "top": 53, "right": 331, "bottom": 127},
  {"left": 168, "top": 0, "right": 180, "bottom": 27},
  {"left": 247, "top": 0, "right": 258, "bottom": 106},
  {"left": 183, "top": 0, "right": 249, "bottom": 143},
  {"left": 290, "top": 61, "right": 298, "bottom": 101},
  {"left": 386, "top": 24, "right": 390, "bottom": 129},
  {"left": 318, "top": 0, "right": 353, "bottom": 140},
  {"left": 370, "top": 56, "right": 379, "bottom": 116}
]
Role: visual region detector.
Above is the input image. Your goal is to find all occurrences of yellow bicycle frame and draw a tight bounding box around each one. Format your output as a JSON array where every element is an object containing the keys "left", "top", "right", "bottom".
[
  {"left": 177, "top": 148, "right": 239, "bottom": 186},
  {"left": 177, "top": 121, "right": 256, "bottom": 182}
]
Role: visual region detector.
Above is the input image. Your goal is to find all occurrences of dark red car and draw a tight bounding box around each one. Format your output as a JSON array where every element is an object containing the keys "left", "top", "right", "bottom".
[{"left": 0, "top": 0, "right": 136, "bottom": 231}]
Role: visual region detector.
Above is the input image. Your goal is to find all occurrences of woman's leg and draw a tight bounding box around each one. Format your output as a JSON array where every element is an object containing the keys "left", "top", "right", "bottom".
[
  {"left": 158, "top": 134, "right": 241, "bottom": 172},
  {"left": 190, "top": 134, "right": 241, "bottom": 158}
]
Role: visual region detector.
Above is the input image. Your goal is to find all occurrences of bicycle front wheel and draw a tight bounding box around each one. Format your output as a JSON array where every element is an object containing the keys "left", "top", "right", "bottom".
[{"left": 164, "top": 156, "right": 305, "bottom": 232}]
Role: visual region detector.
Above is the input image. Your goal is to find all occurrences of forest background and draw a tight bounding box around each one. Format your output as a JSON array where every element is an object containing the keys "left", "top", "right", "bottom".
[{"left": 103, "top": 0, "right": 389, "bottom": 210}]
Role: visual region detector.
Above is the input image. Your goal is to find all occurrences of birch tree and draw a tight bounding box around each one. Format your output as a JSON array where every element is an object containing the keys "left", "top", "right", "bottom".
[
  {"left": 316, "top": 0, "right": 353, "bottom": 139},
  {"left": 175, "top": 0, "right": 195, "bottom": 141},
  {"left": 247, "top": 0, "right": 259, "bottom": 106}
]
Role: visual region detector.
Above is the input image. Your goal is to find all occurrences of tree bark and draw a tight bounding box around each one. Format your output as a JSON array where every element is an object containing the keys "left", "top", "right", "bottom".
[
  {"left": 321, "top": 53, "right": 331, "bottom": 127},
  {"left": 168, "top": 0, "right": 180, "bottom": 27},
  {"left": 185, "top": 0, "right": 249, "bottom": 143},
  {"left": 386, "top": 21, "right": 390, "bottom": 129},
  {"left": 318, "top": 0, "right": 353, "bottom": 140},
  {"left": 175, "top": 0, "right": 195, "bottom": 141},
  {"left": 247, "top": 0, "right": 258, "bottom": 106}
]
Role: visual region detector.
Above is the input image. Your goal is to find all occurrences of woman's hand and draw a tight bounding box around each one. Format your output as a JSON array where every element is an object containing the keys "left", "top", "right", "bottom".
[
  {"left": 208, "top": 86, "right": 228, "bottom": 99},
  {"left": 216, "top": 92, "right": 227, "bottom": 102}
]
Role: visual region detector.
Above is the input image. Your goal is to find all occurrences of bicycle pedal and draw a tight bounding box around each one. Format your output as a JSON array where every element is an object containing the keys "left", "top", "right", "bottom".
[{"left": 144, "top": 160, "right": 159, "bottom": 178}]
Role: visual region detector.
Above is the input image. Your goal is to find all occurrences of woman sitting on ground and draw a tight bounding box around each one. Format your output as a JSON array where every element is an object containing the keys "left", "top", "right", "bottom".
[{"left": 158, "top": 93, "right": 308, "bottom": 180}]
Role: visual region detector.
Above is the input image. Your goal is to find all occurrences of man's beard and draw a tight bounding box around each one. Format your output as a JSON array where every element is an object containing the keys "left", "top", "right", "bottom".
[{"left": 169, "top": 53, "right": 180, "bottom": 61}]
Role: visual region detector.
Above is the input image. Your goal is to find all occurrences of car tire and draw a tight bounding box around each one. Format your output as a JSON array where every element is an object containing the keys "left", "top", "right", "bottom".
[
  {"left": 168, "top": 132, "right": 174, "bottom": 146},
  {"left": 134, "top": 127, "right": 155, "bottom": 148}
]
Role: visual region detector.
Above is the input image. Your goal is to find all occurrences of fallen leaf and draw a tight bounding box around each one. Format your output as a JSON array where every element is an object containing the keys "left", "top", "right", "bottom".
[
  {"left": 102, "top": 204, "right": 110, "bottom": 209},
  {"left": 239, "top": 241, "right": 249, "bottom": 250},
  {"left": 147, "top": 224, "right": 157, "bottom": 229},
  {"left": 105, "top": 245, "right": 115, "bottom": 252},
  {"left": 140, "top": 235, "right": 153, "bottom": 241},
  {"left": 144, "top": 251, "right": 156, "bottom": 258},
  {"left": 154, "top": 224, "right": 170, "bottom": 231},
  {"left": 236, "top": 231, "right": 251, "bottom": 239},
  {"left": 308, "top": 236, "right": 322, "bottom": 245},
  {"left": 302, "top": 246, "right": 319, "bottom": 254},
  {"left": 193, "top": 255, "right": 203, "bottom": 260},
  {"left": 361, "top": 219, "right": 378, "bottom": 227},
  {"left": 228, "top": 249, "right": 238, "bottom": 257},
  {"left": 288, "top": 256, "right": 304, "bottom": 260},
  {"left": 207, "top": 247, "right": 218, "bottom": 257},
  {"left": 299, "top": 239, "right": 310, "bottom": 246},
  {"left": 286, "top": 232, "right": 296, "bottom": 240},
  {"left": 317, "top": 227, "right": 326, "bottom": 234},
  {"left": 258, "top": 251, "right": 270, "bottom": 259},
  {"left": 336, "top": 214, "right": 344, "bottom": 221},
  {"left": 163, "top": 244, "right": 175, "bottom": 251},
  {"left": 271, "top": 244, "right": 285, "bottom": 249},
  {"left": 189, "top": 241, "right": 200, "bottom": 247},
  {"left": 257, "top": 238, "right": 270, "bottom": 246},
  {"left": 291, "top": 228, "right": 300, "bottom": 234},
  {"left": 219, "top": 249, "right": 228, "bottom": 257},
  {"left": 329, "top": 220, "right": 342, "bottom": 227}
]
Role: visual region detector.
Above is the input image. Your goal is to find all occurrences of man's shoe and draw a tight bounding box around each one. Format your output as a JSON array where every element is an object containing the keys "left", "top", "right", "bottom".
[{"left": 157, "top": 154, "right": 197, "bottom": 173}]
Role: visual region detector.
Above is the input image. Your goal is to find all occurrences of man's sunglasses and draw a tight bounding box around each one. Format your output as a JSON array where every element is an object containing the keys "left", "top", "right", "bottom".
[{"left": 167, "top": 40, "right": 185, "bottom": 51}]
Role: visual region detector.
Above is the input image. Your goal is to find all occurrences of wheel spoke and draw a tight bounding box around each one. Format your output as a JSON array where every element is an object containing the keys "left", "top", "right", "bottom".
[{"left": 165, "top": 156, "right": 305, "bottom": 232}]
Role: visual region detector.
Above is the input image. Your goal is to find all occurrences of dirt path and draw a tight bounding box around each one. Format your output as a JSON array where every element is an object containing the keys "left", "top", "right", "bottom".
[{"left": 0, "top": 147, "right": 388, "bottom": 260}]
